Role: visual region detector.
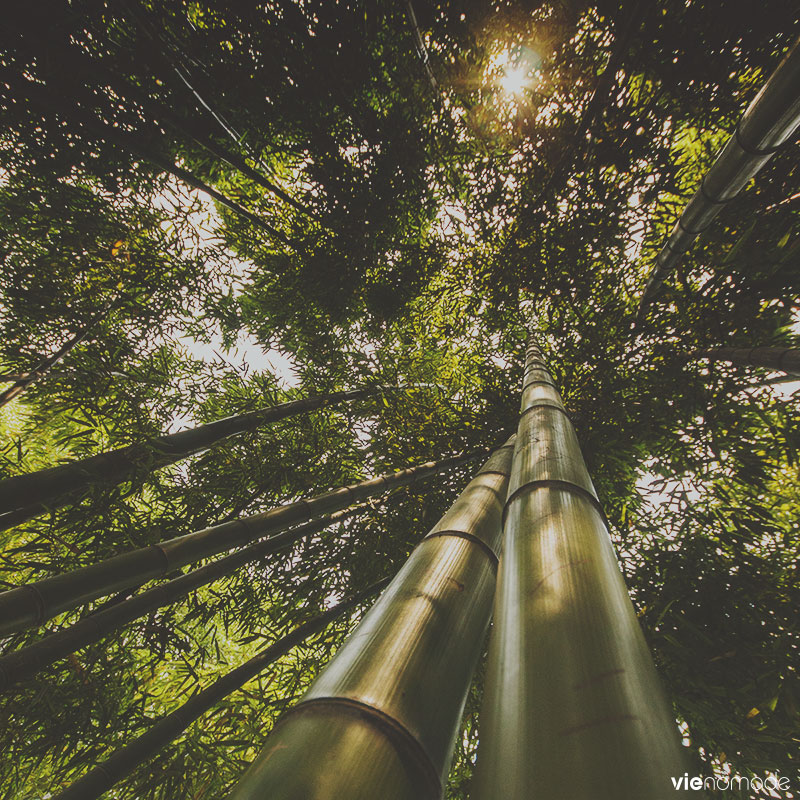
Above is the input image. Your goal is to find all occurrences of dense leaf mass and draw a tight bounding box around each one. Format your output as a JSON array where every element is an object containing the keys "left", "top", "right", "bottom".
[{"left": 0, "top": 1, "right": 798, "bottom": 797}]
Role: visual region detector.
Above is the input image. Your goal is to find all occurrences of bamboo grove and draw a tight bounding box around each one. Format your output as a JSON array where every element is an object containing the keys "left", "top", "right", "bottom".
[{"left": 1, "top": 1, "right": 799, "bottom": 798}]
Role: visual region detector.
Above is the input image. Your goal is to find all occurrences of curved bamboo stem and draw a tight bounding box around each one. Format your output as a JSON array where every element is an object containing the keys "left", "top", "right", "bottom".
[
  {"left": 472, "top": 338, "right": 685, "bottom": 799},
  {"left": 50, "top": 580, "right": 389, "bottom": 800},
  {"left": 0, "top": 299, "right": 116, "bottom": 410},
  {"left": 228, "top": 439, "right": 514, "bottom": 799},
  {"left": 0, "top": 451, "right": 485, "bottom": 637}
]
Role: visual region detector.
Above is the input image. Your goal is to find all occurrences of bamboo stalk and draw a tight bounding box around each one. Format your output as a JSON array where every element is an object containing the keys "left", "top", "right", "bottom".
[
  {"left": 0, "top": 451, "right": 485, "bottom": 637},
  {"left": 404, "top": 0, "right": 438, "bottom": 93},
  {"left": 228, "top": 438, "right": 515, "bottom": 799},
  {"left": 7, "top": 70, "right": 290, "bottom": 245},
  {"left": 638, "top": 35, "right": 800, "bottom": 317},
  {"left": 0, "top": 299, "right": 116, "bottom": 410},
  {"left": 471, "top": 338, "right": 685, "bottom": 799},
  {"left": 695, "top": 345, "right": 800, "bottom": 377},
  {"left": 50, "top": 579, "right": 389, "bottom": 800},
  {"left": 0, "top": 509, "right": 366, "bottom": 691},
  {"left": 0, "top": 387, "right": 376, "bottom": 522},
  {"left": 119, "top": 0, "right": 253, "bottom": 158}
]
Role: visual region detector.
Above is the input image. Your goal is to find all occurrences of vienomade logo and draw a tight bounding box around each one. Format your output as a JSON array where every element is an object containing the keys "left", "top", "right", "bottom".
[{"left": 671, "top": 773, "right": 791, "bottom": 793}]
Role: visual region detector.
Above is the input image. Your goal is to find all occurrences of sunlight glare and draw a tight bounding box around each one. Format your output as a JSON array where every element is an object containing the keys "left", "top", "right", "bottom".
[{"left": 500, "top": 65, "right": 529, "bottom": 96}]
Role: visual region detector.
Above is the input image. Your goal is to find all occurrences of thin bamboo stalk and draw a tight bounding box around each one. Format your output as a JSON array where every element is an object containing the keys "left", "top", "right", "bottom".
[
  {"left": 8, "top": 70, "right": 290, "bottom": 244},
  {"left": 50, "top": 579, "right": 389, "bottom": 800},
  {"left": 404, "top": 0, "right": 438, "bottom": 93},
  {"left": 472, "top": 338, "right": 685, "bottom": 799},
  {"left": 696, "top": 345, "right": 800, "bottom": 377},
  {"left": 0, "top": 387, "right": 376, "bottom": 521},
  {"left": 0, "top": 299, "right": 116, "bottom": 410},
  {"left": 638, "top": 35, "right": 800, "bottom": 317},
  {"left": 0, "top": 450, "right": 485, "bottom": 637},
  {"left": 120, "top": 0, "right": 252, "bottom": 157},
  {"left": 9, "top": 4, "right": 311, "bottom": 218},
  {"left": 0, "top": 509, "right": 365, "bottom": 691},
  {"left": 228, "top": 438, "right": 515, "bottom": 800}
]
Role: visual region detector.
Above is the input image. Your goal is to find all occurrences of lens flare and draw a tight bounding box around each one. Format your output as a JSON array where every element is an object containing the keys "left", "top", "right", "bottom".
[{"left": 500, "top": 65, "right": 530, "bottom": 96}]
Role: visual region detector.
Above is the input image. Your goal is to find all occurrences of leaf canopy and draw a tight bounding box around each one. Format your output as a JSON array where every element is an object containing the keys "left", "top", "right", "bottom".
[{"left": 0, "top": 1, "right": 798, "bottom": 797}]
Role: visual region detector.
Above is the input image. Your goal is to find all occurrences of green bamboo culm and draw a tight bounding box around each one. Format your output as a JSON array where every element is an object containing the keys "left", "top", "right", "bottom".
[
  {"left": 471, "top": 338, "right": 686, "bottom": 799},
  {"left": 696, "top": 345, "right": 800, "bottom": 377},
  {"left": 0, "top": 386, "right": 376, "bottom": 529},
  {"left": 228, "top": 438, "right": 515, "bottom": 800},
  {"left": 638, "top": 35, "right": 800, "bottom": 316},
  {"left": 0, "top": 450, "right": 485, "bottom": 637},
  {"left": 50, "top": 579, "right": 389, "bottom": 800},
  {"left": 0, "top": 509, "right": 364, "bottom": 691}
]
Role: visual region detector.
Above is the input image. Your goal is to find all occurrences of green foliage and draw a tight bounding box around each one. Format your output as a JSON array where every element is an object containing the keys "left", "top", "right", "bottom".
[{"left": 0, "top": 0, "right": 798, "bottom": 796}]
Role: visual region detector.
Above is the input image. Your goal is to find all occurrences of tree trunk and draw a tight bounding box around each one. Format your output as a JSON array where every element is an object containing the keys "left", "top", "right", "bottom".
[
  {"left": 0, "top": 450, "right": 486, "bottom": 636},
  {"left": 228, "top": 438, "right": 515, "bottom": 800},
  {"left": 50, "top": 580, "right": 389, "bottom": 800},
  {"left": 696, "top": 346, "right": 800, "bottom": 377},
  {"left": 0, "top": 387, "right": 376, "bottom": 524},
  {"left": 471, "top": 338, "right": 685, "bottom": 799}
]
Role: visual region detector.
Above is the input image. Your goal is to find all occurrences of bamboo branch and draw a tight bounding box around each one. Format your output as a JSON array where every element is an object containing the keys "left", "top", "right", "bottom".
[
  {"left": 694, "top": 346, "right": 800, "bottom": 377},
  {"left": 0, "top": 299, "right": 117, "bottom": 410}
]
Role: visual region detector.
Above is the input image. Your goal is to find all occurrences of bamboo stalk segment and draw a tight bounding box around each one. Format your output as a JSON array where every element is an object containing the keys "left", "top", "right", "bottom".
[
  {"left": 0, "top": 451, "right": 484, "bottom": 637},
  {"left": 522, "top": 363, "right": 556, "bottom": 388},
  {"left": 520, "top": 380, "right": 563, "bottom": 410},
  {"left": 508, "top": 405, "right": 596, "bottom": 500},
  {"left": 228, "top": 440, "right": 514, "bottom": 800},
  {"left": 472, "top": 340, "right": 685, "bottom": 799},
  {"left": 0, "top": 387, "right": 375, "bottom": 522},
  {"left": 696, "top": 345, "right": 800, "bottom": 377},
  {"left": 639, "top": 36, "right": 800, "bottom": 314},
  {"left": 50, "top": 580, "right": 388, "bottom": 800}
]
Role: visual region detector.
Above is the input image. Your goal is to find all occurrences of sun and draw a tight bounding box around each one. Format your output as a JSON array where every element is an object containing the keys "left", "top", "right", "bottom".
[
  {"left": 486, "top": 46, "right": 541, "bottom": 102},
  {"left": 500, "top": 65, "right": 530, "bottom": 97}
]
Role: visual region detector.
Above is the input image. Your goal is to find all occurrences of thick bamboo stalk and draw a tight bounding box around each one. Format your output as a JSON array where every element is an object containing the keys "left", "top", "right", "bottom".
[
  {"left": 0, "top": 451, "right": 485, "bottom": 637},
  {"left": 228, "top": 438, "right": 515, "bottom": 800},
  {"left": 0, "top": 387, "right": 375, "bottom": 522},
  {"left": 472, "top": 339, "right": 685, "bottom": 799},
  {"left": 50, "top": 580, "right": 389, "bottom": 800},
  {"left": 638, "top": 36, "right": 800, "bottom": 316},
  {"left": 696, "top": 346, "right": 800, "bottom": 377},
  {"left": 0, "top": 509, "right": 364, "bottom": 691}
]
